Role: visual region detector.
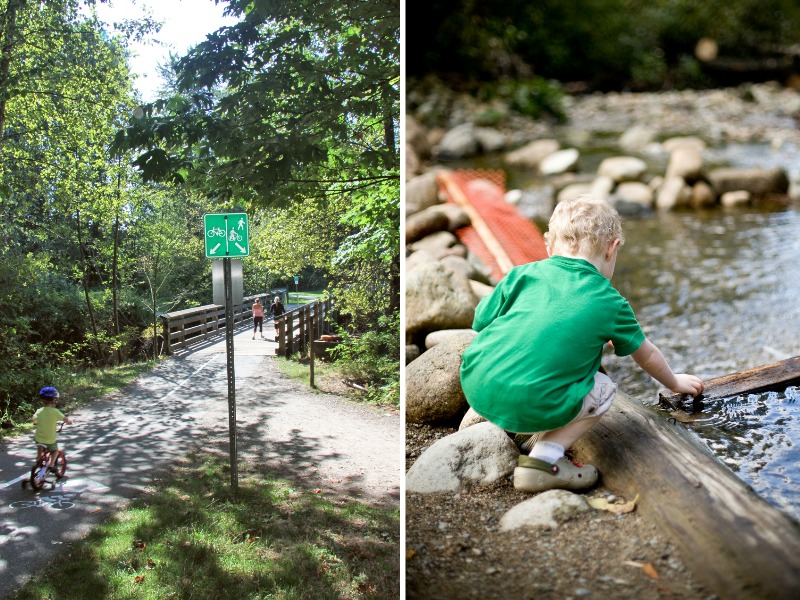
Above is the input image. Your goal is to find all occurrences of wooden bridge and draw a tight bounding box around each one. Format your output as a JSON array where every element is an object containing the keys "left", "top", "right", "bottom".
[{"left": 159, "top": 294, "right": 335, "bottom": 357}]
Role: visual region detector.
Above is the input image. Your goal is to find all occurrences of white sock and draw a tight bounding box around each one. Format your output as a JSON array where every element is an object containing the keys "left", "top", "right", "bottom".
[{"left": 529, "top": 440, "right": 565, "bottom": 464}]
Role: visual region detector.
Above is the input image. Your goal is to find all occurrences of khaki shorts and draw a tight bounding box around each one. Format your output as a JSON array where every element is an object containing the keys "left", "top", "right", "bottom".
[
  {"left": 571, "top": 371, "right": 617, "bottom": 422},
  {"left": 35, "top": 441, "right": 58, "bottom": 452}
]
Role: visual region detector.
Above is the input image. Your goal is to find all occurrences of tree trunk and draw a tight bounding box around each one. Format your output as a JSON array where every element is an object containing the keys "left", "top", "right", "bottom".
[
  {"left": 112, "top": 154, "right": 123, "bottom": 364},
  {"left": 572, "top": 387, "right": 800, "bottom": 598},
  {"left": 75, "top": 208, "right": 103, "bottom": 362},
  {"left": 0, "top": 0, "right": 25, "bottom": 138}
]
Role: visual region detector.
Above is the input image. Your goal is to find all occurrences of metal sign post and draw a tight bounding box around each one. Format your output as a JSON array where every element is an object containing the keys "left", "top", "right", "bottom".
[
  {"left": 223, "top": 257, "right": 238, "bottom": 491},
  {"left": 204, "top": 213, "right": 249, "bottom": 492}
]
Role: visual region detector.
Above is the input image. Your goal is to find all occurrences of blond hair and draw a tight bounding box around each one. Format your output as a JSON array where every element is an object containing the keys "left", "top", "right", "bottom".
[{"left": 544, "top": 195, "right": 624, "bottom": 256}]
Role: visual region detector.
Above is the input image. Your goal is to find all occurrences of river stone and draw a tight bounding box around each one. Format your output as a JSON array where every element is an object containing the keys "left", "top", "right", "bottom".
[
  {"left": 707, "top": 167, "right": 789, "bottom": 197},
  {"left": 405, "top": 261, "right": 478, "bottom": 336},
  {"left": 690, "top": 180, "right": 717, "bottom": 208},
  {"left": 721, "top": 190, "right": 752, "bottom": 207},
  {"left": 436, "top": 123, "right": 479, "bottom": 159},
  {"left": 619, "top": 125, "right": 658, "bottom": 153},
  {"left": 666, "top": 146, "right": 704, "bottom": 182},
  {"left": 405, "top": 344, "right": 420, "bottom": 365},
  {"left": 406, "top": 171, "right": 442, "bottom": 216},
  {"left": 406, "top": 250, "right": 436, "bottom": 273},
  {"left": 408, "top": 230, "right": 460, "bottom": 255},
  {"left": 505, "top": 139, "right": 560, "bottom": 169},
  {"left": 590, "top": 175, "right": 615, "bottom": 200},
  {"left": 440, "top": 254, "right": 492, "bottom": 284},
  {"left": 474, "top": 126, "right": 507, "bottom": 153},
  {"left": 429, "top": 203, "right": 470, "bottom": 231},
  {"left": 539, "top": 148, "right": 579, "bottom": 175},
  {"left": 499, "top": 490, "right": 590, "bottom": 530},
  {"left": 557, "top": 182, "right": 593, "bottom": 203},
  {"left": 406, "top": 207, "right": 451, "bottom": 243},
  {"left": 425, "top": 328, "right": 476, "bottom": 349},
  {"left": 405, "top": 421, "right": 519, "bottom": 493},
  {"left": 405, "top": 333, "right": 476, "bottom": 425},
  {"left": 597, "top": 156, "right": 647, "bottom": 183},
  {"left": 406, "top": 143, "right": 422, "bottom": 179},
  {"left": 470, "top": 280, "right": 495, "bottom": 299},
  {"left": 406, "top": 114, "right": 432, "bottom": 160},
  {"left": 459, "top": 406, "right": 487, "bottom": 430},
  {"left": 655, "top": 176, "right": 692, "bottom": 210},
  {"left": 613, "top": 181, "right": 654, "bottom": 208},
  {"left": 663, "top": 135, "right": 706, "bottom": 154}
]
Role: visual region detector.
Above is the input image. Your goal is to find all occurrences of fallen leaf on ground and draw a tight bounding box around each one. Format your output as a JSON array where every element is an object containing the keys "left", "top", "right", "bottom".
[
  {"left": 146, "top": 558, "right": 156, "bottom": 570},
  {"left": 134, "top": 575, "right": 145, "bottom": 584},
  {"left": 588, "top": 494, "right": 639, "bottom": 514},
  {"left": 624, "top": 560, "right": 660, "bottom": 579}
]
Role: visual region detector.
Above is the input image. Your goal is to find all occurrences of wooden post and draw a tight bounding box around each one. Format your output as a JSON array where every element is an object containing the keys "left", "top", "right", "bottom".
[
  {"left": 161, "top": 315, "right": 171, "bottom": 355},
  {"left": 299, "top": 308, "right": 306, "bottom": 354},
  {"left": 286, "top": 312, "right": 294, "bottom": 356},
  {"left": 276, "top": 316, "right": 285, "bottom": 356},
  {"left": 309, "top": 334, "right": 315, "bottom": 388}
]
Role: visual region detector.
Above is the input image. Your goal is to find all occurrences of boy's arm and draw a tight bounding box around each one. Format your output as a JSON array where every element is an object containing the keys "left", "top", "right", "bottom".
[{"left": 631, "top": 338, "right": 704, "bottom": 395}]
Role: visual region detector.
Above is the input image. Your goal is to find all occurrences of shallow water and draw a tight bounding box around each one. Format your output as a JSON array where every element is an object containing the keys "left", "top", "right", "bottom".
[
  {"left": 688, "top": 387, "right": 800, "bottom": 522},
  {"left": 596, "top": 206, "right": 800, "bottom": 519}
]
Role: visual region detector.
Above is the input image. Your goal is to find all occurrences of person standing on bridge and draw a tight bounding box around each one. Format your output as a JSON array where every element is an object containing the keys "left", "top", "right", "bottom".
[
  {"left": 252, "top": 297, "right": 265, "bottom": 339},
  {"left": 270, "top": 295, "right": 285, "bottom": 318}
]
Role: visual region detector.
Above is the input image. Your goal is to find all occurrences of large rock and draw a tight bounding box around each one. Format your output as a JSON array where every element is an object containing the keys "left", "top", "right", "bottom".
[
  {"left": 458, "top": 406, "right": 487, "bottom": 430},
  {"left": 408, "top": 231, "right": 462, "bottom": 257},
  {"left": 597, "top": 156, "right": 648, "bottom": 183},
  {"left": 405, "top": 261, "right": 478, "bottom": 336},
  {"left": 505, "top": 139, "right": 560, "bottom": 169},
  {"left": 655, "top": 176, "right": 692, "bottom": 210},
  {"left": 613, "top": 181, "right": 654, "bottom": 208},
  {"left": 707, "top": 167, "right": 789, "bottom": 197},
  {"left": 405, "top": 421, "right": 519, "bottom": 493},
  {"left": 666, "top": 146, "right": 704, "bottom": 182},
  {"left": 435, "top": 123, "right": 479, "bottom": 159},
  {"left": 406, "top": 143, "right": 421, "bottom": 179},
  {"left": 406, "top": 171, "right": 441, "bottom": 216},
  {"left": 474, "top": 127, "right": 507, "bottom": 153},
  {"left": 405, "top": 332, "right": 476, "bottom": 425},
  {"left": 425, "top": 328, "right": 476, "bottom": 349},
  {"left": 499, "top": 490, "right": 590, "bottom": 530},
  {"left": 557, "top": 182, "right": 593, "bottom": 203},
  {"left": 406, "top": 114, "right": 432, "bottom": 160},
  {"left": 539, "top": 148, "right": 579, "bottom": 176},
  {"left": 406, "top": 207, "right": 451, "bottom": 243},
  {"left": 619, "top": 125, "right": 658, "bottom": 153}
]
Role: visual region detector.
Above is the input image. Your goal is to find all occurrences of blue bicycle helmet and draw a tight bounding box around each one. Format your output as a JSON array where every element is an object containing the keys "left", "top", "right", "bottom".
[{"left": 39, "top": 386, "right": 60, "bottom": 398}]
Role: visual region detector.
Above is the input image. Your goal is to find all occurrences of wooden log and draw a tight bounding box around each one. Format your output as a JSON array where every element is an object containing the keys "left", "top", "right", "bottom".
[
  {"left": 573, "top": 389, "right": 800, "bottom": 598},
  {"left": 660, "top": 355, "right": 800, "bottom": 409}
]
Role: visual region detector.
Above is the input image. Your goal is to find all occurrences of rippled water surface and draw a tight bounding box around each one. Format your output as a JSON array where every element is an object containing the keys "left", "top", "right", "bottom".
[{"left": 601, "top": 207, "right": 800, "bottom": 519}]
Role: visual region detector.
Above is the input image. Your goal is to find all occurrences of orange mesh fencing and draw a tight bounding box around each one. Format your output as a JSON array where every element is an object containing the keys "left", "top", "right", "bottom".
[{"left": 437, "top": 169, "right": 548, "bottom": 282}]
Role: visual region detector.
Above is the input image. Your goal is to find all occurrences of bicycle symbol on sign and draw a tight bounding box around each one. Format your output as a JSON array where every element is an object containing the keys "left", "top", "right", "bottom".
[
  {"left": 10, "top": 493, "right": 76, "bottom": 510},
  {"left": 207, "top": 226, "right": 226, "bottom": 238},
  {"left": 228, "top": 230, "right": 242, "bottom": 242}
]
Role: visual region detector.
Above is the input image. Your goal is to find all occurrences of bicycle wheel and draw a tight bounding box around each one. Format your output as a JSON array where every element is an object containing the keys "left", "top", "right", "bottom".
[
  {"left": 30, "top": 463, "right": 46, "bottom": 491},
  {"left": 53, "top": 451, "right": 67, "bottom": 478}
]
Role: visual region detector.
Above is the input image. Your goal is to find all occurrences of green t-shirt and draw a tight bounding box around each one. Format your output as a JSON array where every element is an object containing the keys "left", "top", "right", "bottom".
[
  {"left": 33, "top": 406, "right": 65, "bottom": 445},
  {"left": 460, "top": 256, "right": 645, "bottom": 433}
]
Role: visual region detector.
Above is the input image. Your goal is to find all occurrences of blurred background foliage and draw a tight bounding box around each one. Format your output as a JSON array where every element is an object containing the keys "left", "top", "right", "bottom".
[{"left": 407, "top": 0, "right": 800, "bottom": 92}]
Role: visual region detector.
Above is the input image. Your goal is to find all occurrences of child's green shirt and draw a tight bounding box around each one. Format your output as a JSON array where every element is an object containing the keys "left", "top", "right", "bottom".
[
  {"left": 33, "top": 406, "right": 65, "bottom": 445},
  {"left": 460, "top": 256, "right": 645, "bottom": 433}
]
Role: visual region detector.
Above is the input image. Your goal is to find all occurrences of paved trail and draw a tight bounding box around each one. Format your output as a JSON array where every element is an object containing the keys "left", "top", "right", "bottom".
[{"left": 0, "top": 319, "right": 400, "bottom": 597}]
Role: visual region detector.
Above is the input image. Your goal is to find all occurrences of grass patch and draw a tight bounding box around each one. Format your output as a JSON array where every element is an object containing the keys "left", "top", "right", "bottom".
[{"left": 9, "top": 453, "right": 400, "bottom": 600}]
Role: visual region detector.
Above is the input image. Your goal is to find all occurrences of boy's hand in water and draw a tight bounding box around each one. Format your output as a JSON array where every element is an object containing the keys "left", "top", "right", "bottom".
[{"left": 671, "top": 374, "right": 704, "bottom": 396}]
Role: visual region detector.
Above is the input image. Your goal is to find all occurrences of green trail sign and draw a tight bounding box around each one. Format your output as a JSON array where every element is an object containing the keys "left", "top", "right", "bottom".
[{"left": 204, "top": 213, "right": 249, "bottom": 258}]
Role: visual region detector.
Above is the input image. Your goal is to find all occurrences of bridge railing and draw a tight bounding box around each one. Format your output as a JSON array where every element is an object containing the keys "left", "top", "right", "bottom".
[
  {"left": 160, "top": 293, "right": 263, "bottom": 354},
  {"left": 159, "top": 294, "right": 334, "bottom": 355},
  {"left": 274, "top": 297, "right": 334, "bottom": 357}
]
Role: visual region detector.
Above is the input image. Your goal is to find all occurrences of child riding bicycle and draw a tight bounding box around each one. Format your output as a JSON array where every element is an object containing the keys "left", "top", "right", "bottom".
[{"left": 33, "top": 386, "right": 72, "bottom": 471}]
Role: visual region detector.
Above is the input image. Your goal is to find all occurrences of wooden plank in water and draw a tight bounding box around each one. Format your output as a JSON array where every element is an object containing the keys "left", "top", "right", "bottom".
[
  {"left": 659, "top": 355, "right": 800, "bottom": 409},
  {"left": 573, "top": 390, "right": 800, "bottom": 599}
]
